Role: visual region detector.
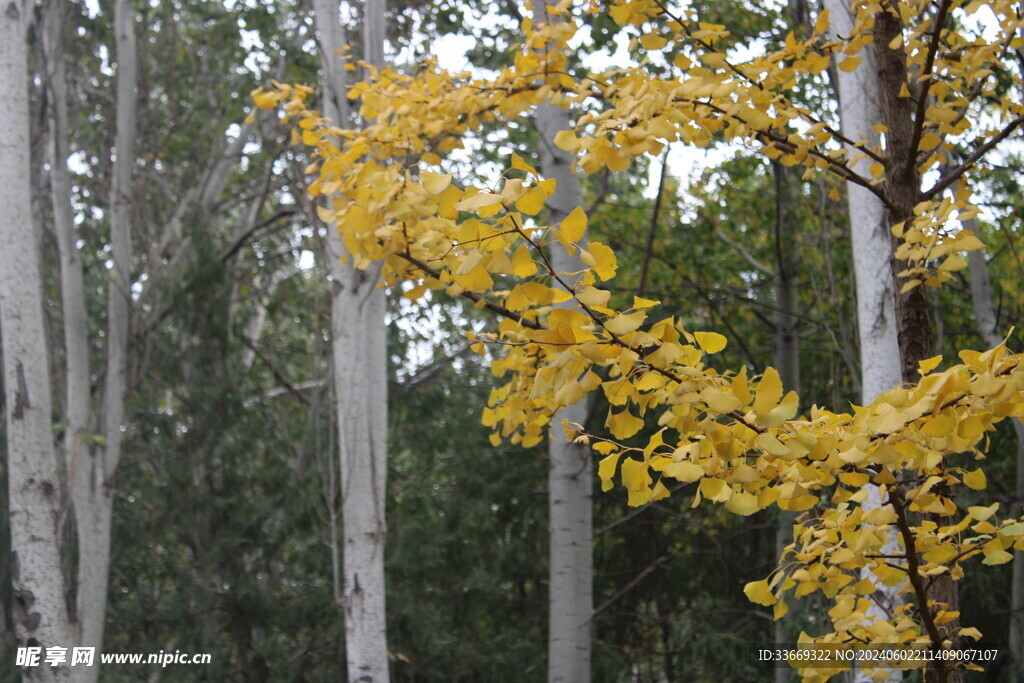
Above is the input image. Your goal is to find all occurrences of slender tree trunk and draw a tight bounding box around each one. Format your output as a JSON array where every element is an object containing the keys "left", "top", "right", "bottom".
[
  {"left": 313, "top": 2, "right": 390, "bottom": 680},
  {"left": 538, "top": 101, "right": 593, "bottom": 682},
  {"left": 70, "top": 1, "right": 138, "bottom": 673},
  {"left": 965, "top": 217, "right": 1024, "bottom": 679},
  {"left": 534, "top": 4, "right": 592, "bottom": 679},
  {"left": 824, "top": 2, "right": 903, "bottom": 681},
  {"left": 772, "top": 161, "right": 800, "bottom": 683},
  {"left": 1, "top": 2, "right": 75, "bottom": 679},
  {"left": 41, "top": 1, "right": 93, "bottom": 662}
]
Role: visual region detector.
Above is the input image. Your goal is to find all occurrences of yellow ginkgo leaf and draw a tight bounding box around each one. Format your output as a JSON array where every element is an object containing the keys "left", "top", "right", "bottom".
[
  {"left": 663, "top": 461, "right": 704, "bottom": 483},
  {"left": 632, "top": 296, "right": 659, "bottom": 309},
  {"left": 421, "top": 171, "right": 453, "bottom": 195},
  {"left": 604, "top": 311, "right": 646, "bottom": 336},
  {"left": 694, "top": 331, "right": 727, "bottom": 354},
  {"left": 963, "top": 468, "right": 987, "bottom": 490},
  {"left": 607, "top": 409, "right": 644, "bottom": 439},
  {"left": 510, "top": 152, "right": 538, "bottom": 177},
  {"left": 726, "top": 491, "right": 759, "bottom": 516},
  {"left": 560, "top": 206, "right": 588, "bottom": 243},
  {"left": 982, "top": 548, "right": 1013, "bottom": 565},
  {"left": 918, "top": 355, "right": 943, "bottom": 375},
  {"left": 753, "top": 367, "right": 783, "bottom": 417},
  {"left": 598, "top": 453, "right": 621, "bottom": 492},
  {"left": 455, "top": 191, "right": 503, "bottom": 212},
  {"left": 577, "top": 286, "right": 611, "bottom": 307},
  {"left": 554, "top": 129, "right": 580, "bottom": 151},
  {"left": 511, "top": 244, "right": 537, "bottom": 277},
  {"left": 744, "top": 579, "right": 777, "bottom": 606},
  {"left": 516, "top": 186, "right": 547, "bottom": 215},
  {"left": 839, "top": 55, "right": 861, "bottom": 72},
  {"left": 585, "top": 242, "right": 617, "bottom": 281}
]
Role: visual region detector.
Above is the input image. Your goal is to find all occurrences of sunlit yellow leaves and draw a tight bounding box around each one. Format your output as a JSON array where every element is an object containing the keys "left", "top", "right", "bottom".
[
  {"left": 582, "top": 242, "right": 618, "bottom": 281},
  {"left": 598, "top": 453, "right": 621, "bottom": 492},
  {"left": 814, "top": 8, "right": 830, "bottom": 34},
  {"left": 607, "top": 409, "right": 644, "bottom": 439},
  {"left": 553, "top": 129, "right": 579, "bottom": 151},
  {"left": 744, "top": 579, "right": 777, "bottom": 606},
  {"left": 510, "top": 152, "right": 538, "bottom": 177},
  {"left": 726, "top": 491, "right": 760, "bottom": 516},
  {"left": 861, "top": 508, "right": 897, "bottom": 526},
  {"left": 962, "top": 468, "right": 987, "bottom": 490},
  {"left": 982, "top": 547, "right": 1013, "bottom": 565},
  {"left": 918, "top": 355, "right": 943, "bottom": 375},
  {"left": 252, "top": 87, "right": 282, "bottom": 109},
  {"left": 420, "top": 171, "right": 453, "bottom": 194},
  {"left": 694, "top": 331, "right": 727, "bottom": 354},
  {"left": 455, "top": 190, "right": 502, "bottom": 212},
  {"left": 559, "top": 206, "right": 588, "bottom": 244},
  {"left": 604, "top": 310, "right": 647, "bottom": 336},
  {"left": 838, "top": 56, "right": 862, "bottom": 72},
  {"left": 515, "top": 186, "right": 547, "bottom": 215},
  {"left": 632, "top": 296, "right": 659, "bottom": 309},
  {"left": 702, "top": 388, "right": 742, "bottom": 414},
  {"left": 753, "top": 367, "right": 783, "bottom": 416},
  {"left": 967, "top": 503, "right": 998, "bottom": 522},
  {"left": 663, "top": 460, "right": 704, "bottom": 483},
  {"left": 263, "top": 4, "right": 1024, "bottom": 667},
  {"left": 640, "top": 33, "right": 667, "bottom": 50},
  {"left": 511, "top": 244, "right": 537, "bottom": 277}
]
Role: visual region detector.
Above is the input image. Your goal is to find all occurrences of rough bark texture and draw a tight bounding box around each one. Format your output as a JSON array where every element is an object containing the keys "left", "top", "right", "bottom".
[
  {"left": 824, "top": 2, "right": 903, "bottom": 681},
  {"left": 1, "top": 1, "right": 74, "bottom": 679},
  {"left": 535, "top": 3, "right": 593, "bottom": 676},
  {"left": 965, "top": 217, "right": 1024, "bottom": 679},
  {"left": 875, "top": 8, "right": 964, "bottom": 683},
  {"left": 314, "top": 1, "right": 390, "bottom": 680}
]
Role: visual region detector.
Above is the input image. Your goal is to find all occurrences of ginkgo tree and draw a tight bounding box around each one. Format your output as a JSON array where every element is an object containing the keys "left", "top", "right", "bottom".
[{"left": 254, "top": 0, "right": 1024, "bottom": 679}]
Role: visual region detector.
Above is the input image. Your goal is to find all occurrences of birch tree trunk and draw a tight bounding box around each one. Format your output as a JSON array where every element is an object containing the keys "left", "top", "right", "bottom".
[
  {"left": 824, "top": 2, "right": 903, "bottom": 681},
  {"left": 538, "top": 101, "right": 593, "bottom": 682},
  {"left": 534, "top": 4, "right": 592, "bottom": 679},
  {"left": 965, "top": 218, "right": 1024, "bottom": 679},
  {"left": 313, "top": 1, "right": 390, "bottom": 680},
  {"left": 70, "top": 0, "right": 137, "bottom": 672},
  {"left": 1, "top": 2, "right": 75, "bottom": 679}
]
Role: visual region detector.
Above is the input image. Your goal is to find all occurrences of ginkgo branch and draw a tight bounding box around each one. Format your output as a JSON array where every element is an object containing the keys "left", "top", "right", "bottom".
[
  {"left": 905, "top": 0, "right": 955, "bottom": 180},
  {"left": 398, "top": 250, "right": 544, "bottom": 330},
  {"left": 925, "top": 114, "right": 1024, "bottom": 199}
]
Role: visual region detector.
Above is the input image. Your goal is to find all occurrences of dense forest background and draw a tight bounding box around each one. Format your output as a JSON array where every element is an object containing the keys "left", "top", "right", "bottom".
[{"left": 1, "top": 0, "right": 1023, "bottom": 681}]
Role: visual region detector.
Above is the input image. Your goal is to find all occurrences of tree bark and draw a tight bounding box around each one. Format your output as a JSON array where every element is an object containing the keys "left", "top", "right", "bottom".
[
  {"left": 63, "top": 2, "right": 138, "bottom": 674},
  {"left": 1, "top": 1, "right": 75, "bottom": 679},
  {"left": 824, "top": 2, "right": 903, "bottom": 681},
  {"left": 534, "top": 4, "right": 593, "bottom": 680},
  {"left": 771, "top": 161, "right": 800, "bottom": 683},
  {"left": 538, "top": 100, "right": 593, "bottom": 682},
  {"left": 313, "top": 1, "right": 390, "bottom": 680}
]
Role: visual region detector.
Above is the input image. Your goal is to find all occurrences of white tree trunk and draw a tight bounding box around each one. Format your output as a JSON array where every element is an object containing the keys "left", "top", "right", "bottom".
[
  {"left": 824, "top": 0, "right": 902, "bottom": 401},
  {"left": 313, "top": 2, "right": 390, "bottom": 680},
  {"left": 1, "top": 2, "right": 75, "bottom": 679},
  {"left": 72, "top": 0, "right": 137, "bottom": 672},
  {"left": 825, "top": 2, "right": 903, "bottom": 681},
  {"left": 536, "top": 63, "right": 593, "bottom": 683}
]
